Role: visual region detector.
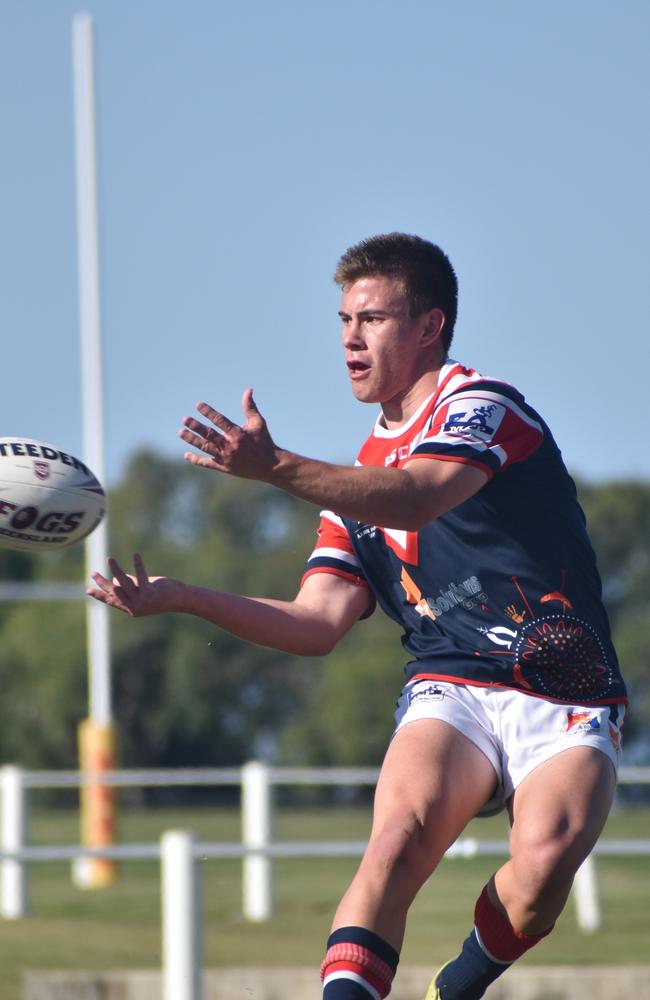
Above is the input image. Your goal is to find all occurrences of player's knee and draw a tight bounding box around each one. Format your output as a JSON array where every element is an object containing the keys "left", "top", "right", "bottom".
[
  {"left": 363, "top": 818, "right": 440, "bottom": 894},
  {"left": 513, "top": 822, "right": 593, "bottom": 895}
]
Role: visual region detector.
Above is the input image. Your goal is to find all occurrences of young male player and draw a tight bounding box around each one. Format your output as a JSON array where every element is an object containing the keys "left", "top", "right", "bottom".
[{"left": 89, "top": 233, "right": 626, "bottom": 1000}]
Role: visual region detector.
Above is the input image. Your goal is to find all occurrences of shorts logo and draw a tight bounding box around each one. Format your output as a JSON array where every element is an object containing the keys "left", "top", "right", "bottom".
[
  {"left": 608, "top": 723, "right": 622, "bottom": 750},
  {"left": 408, "top": 683, "right": 448, "bottom": 705},
  {"left": 565, "top": 711, "right": 600, "bottom": 735}
]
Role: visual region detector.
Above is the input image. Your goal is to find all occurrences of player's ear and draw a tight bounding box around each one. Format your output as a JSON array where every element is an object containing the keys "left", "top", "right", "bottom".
[{"left": 420, "top": 308, "right": 445, "bottom": 347}]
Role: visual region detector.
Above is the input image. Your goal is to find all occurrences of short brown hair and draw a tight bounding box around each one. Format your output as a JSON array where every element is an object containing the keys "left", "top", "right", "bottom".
[{"left": 334, "top": 232, "right": 458, "bottom": 353}]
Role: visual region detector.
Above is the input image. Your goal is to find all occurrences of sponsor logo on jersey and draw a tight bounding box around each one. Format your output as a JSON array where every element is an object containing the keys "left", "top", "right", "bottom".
[
  {"left": 443, "top": 400, "right": 505, "bottom": 440},
  {"left": 354, "top": 525, "right": 377, "bottom": 541},
  {"left": 426, "top": 576, "right": 488, "bottom": 616},
  {"left": 402, "top": 574, "right": 489, "bottom": 620},
  {"left": 565, "top": 711, "right": 601, "bottom": 734},
  {"left": 477, "top": 624, "right": 519, "bottom": 649},
  {"left": 384, "top": 445, "right": 411, "bottom": 467}
]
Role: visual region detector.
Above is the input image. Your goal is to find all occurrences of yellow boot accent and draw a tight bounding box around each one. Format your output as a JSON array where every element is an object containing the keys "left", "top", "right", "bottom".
[{"left": 423, "top": 961, "right": 452, "bottom": 1000}]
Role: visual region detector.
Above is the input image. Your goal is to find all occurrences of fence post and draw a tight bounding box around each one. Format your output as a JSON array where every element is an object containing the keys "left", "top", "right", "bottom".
[
  {"left": 573, "top": 852, "right": 600, "bottom": 932},
  {"left": 161, "top": 830, "right": 202, "bottom": 1000},
  {"left": 1, "top": 765, "right": 28, "bottom": 919},
  {"left": 242, "top": 760, "right": 273, "bottom": 921}
]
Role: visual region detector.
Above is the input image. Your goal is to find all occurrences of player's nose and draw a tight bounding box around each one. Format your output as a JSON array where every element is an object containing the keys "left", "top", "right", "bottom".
[{"left": 342, "top": 318, "right": 365, "bottom": 348}]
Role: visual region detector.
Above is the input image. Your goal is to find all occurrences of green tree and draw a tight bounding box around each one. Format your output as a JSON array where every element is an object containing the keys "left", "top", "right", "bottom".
[
  {"left": 0, "top": 449, "right": 323, "bottom": 769},
  {"left": 0, "top": 459, "right": 647, "bottom": 771},
  {"left": 578, "top": 480, "right": 650, "bottom": 745},
  {"left": 0, "top": 601, "right": 87, "bottom": 767}
]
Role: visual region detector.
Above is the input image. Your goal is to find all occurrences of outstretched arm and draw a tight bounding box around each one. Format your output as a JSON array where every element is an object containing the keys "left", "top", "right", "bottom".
[
  {"left": 87, "top": 553, "right": 372, "bottom": 657},
  {"left": 179, "top": 390, "right": 487, "bottom": 531}
]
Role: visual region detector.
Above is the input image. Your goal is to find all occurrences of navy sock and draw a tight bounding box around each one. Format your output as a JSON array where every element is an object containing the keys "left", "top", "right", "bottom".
[
  {"left": 435, "top": 885, "right": 553, "bottom": 999},
  {"left": 321, "top": 926, "right": 399, "bottom": 998},
  {"left": 435, "top": 929, "right": 508, "bottom": 1000},
  {"left": 323, "top": 982, "right": 380, "bottom": 999}
]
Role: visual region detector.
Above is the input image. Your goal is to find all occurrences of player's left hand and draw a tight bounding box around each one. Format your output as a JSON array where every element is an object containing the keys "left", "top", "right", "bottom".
[{"left": 179, "top": 389, "right": 280, "bottom": 482}]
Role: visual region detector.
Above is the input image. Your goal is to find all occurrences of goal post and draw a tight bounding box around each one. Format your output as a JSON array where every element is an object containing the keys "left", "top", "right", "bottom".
[{"left": 72, "top": 11, "right": 117, "bottom": 888}]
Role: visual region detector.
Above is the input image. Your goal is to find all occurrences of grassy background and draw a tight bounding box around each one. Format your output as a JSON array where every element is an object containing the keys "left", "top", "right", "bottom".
[{"left": 0, "top": 804, "right": 648, "bottom": 1000}]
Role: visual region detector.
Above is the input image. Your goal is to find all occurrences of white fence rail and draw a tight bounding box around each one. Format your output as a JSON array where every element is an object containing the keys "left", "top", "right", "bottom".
[
  {"left": 1, "top": 763, "right": 649, "bottom": 927},
  {"left": 1, "top": 764, "right": 649, "bottom": 1000}
]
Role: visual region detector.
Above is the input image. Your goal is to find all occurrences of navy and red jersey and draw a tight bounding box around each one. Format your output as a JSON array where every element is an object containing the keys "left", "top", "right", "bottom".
[{"left": 302, "top": 361, "right": 626, "bottom": 706}]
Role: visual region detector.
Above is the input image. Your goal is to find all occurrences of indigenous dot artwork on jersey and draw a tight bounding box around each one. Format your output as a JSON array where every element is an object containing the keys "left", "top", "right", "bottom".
[{"left": 512, "top": 614, "right": 612, "bottom": 700}]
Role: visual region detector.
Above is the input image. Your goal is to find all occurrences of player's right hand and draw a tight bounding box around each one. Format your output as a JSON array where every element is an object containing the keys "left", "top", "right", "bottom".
[{"left": 87, "top": 553, "right": 182, "bottom": 617}]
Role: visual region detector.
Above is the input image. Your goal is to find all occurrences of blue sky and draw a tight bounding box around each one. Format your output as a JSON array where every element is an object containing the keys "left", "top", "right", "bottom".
[{"left": 1, "top": 1, "right": 648, "bottom": 487}]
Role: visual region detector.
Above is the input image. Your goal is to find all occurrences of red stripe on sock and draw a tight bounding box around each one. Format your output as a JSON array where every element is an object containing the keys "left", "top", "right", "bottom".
[
  {"left": 474, "top": 885, "right": 553, "bottom": 963},
  {"left": 324, "top": 961, "right": 388, "bottom": 995},
  {"left": 320, "top": 943, "right": 395, "bottom": 997}
]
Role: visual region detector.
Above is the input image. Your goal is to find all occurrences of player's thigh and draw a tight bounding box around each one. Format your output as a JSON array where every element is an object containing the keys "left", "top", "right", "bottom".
[
  {"left": 509, "top": 746, "right": 616, "bottom": 871},
  {"left": 371, "top": 718, "right": 498, "bottom": 856}
]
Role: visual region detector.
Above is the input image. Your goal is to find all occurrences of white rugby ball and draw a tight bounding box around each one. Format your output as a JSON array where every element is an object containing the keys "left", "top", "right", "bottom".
[{"left": 0, "top": 437, "right": 106, "bottom": 553}]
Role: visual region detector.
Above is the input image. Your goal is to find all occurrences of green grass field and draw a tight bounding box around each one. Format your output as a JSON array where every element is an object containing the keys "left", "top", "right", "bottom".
[{"left": 0, "top": 804, "right": 648, "bottom": 1000}]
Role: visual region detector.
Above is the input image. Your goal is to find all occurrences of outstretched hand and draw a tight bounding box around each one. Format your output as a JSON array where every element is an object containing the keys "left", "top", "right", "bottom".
[
  {"left": 179, "top": 388, "right": 280, "bottom": 482},
  {"left": 87, "top": 553, "right": 181, "bottom": 617}
]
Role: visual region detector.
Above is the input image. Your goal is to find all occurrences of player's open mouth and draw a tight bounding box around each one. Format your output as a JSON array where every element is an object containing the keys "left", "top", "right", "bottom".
[{"left": 347, "top": 361, "right": 370, "bottom": 379}]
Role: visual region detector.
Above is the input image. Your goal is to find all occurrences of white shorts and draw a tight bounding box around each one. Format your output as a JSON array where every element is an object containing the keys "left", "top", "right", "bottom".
[{"left": 394, "top": 680, "right": 625, "bottom": 816}]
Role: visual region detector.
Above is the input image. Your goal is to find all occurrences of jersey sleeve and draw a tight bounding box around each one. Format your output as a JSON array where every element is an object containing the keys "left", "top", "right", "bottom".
[
  {"left": 301, "top": 511, "right": 371, "bottom": 589},
  {"left": 409, "top": 385, "right": 544, "bottom": 478}
]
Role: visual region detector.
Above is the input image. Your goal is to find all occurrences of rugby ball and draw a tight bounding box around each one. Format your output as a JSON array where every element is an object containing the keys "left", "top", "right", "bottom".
[{"left": 0, "top": 437, "right": 106, "bottom": 553}]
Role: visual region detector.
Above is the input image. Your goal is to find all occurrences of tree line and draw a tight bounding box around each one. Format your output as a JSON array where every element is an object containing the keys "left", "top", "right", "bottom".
[{"left": 0, "top": 450, "right": 648, "bottom": 772}]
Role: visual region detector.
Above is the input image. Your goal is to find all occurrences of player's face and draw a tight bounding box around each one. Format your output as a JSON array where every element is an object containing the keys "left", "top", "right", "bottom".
[{"left": 339, "top": 276, "right": 439, "bottom": 417}]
